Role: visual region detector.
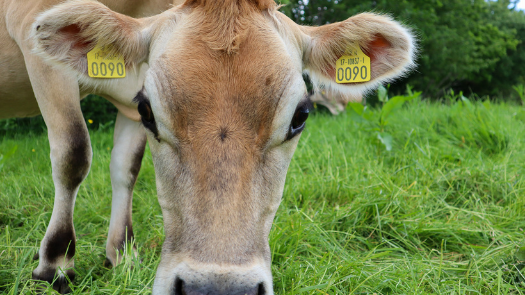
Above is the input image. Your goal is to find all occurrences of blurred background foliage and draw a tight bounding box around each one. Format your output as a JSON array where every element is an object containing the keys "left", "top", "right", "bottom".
[{"left": 280, "top": 0, "right": 525, "bottom": 98}]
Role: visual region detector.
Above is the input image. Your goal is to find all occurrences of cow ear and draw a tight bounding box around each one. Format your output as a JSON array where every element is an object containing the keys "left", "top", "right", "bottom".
[
  {"left": 301, "top": 13, "right": 416, "bottom": 99},
  {"left": 32, "top": 0, "right": 151, "bottom": 76}
]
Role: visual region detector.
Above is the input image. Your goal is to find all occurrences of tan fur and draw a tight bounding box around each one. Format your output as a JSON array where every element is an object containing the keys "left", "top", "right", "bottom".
[
  {"left": 0, "top": 0, "right": 179, "bottom": 119},
  {"left": 181, "top": 0, "right": 276, "bottom": 54},
  {"left": 301, "top": 13, "right": 416, "bottom": 96},
  {"left": 268, "top": 11, "right": 416, "bottom": 98},
  {"left": 33, "top": 1, "right": 149, "bottom": 74},
  {"left": 2, "top": 0, "right": 415, "bottom": 293},
  {"left": 149, "top": 17, "right": 292, "bottom": 264}
]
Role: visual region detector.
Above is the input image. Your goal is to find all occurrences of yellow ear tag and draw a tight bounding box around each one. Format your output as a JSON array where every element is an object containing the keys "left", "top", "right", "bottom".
[
  {"left": 335, "top": 46, "right": 370, "bottom": 84},
  {"left": 87, "top": 44, "right": 126, "bottom": 78}
]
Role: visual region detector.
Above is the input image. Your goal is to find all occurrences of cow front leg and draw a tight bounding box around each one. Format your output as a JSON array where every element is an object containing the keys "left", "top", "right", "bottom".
[
  {"left": 24, "top": 56, "right": 92, "bottom": 293},
  {"left": 32, "top": 123, "right": 91, "bottom": 292},
  {"left": 106, "top": 112, "right": 146, "bottom": 266}
]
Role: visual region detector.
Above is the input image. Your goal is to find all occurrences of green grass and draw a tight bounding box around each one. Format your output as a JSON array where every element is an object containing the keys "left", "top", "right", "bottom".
[{"left": 2, "top": 100, "right": 525, "bottom": 294}]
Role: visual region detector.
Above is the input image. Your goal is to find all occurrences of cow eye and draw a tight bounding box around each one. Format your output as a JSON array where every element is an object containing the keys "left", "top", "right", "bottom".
[
  {"left": 137, "top": 100, "right": 160, "bottom": 141},
  {"left": 287, "top": 101, "right": 311, "bottom": 140},
  {"left": 138, "top": 100, "right": 154, "bottom": 123}
]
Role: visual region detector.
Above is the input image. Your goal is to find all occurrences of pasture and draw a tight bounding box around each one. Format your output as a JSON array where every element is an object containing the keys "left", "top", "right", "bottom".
[{"left": 1, "top": 99, "right": 525, "bottom": 294}]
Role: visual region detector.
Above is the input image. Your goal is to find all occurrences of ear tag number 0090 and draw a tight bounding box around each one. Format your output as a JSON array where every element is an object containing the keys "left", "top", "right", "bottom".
[
  {"left": 335, "top": 46, "right": 370, "bottom": 84},
  {"left": 87, "top": 44, "right": 126, "bottom": 78}
]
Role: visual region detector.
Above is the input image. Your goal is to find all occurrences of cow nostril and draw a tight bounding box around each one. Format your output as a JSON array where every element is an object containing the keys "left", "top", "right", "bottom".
[
  {"left": 257, "top": 283, "right": 266, "bottom": 295},
  {"left": 174, "top": 277, "right": 184, "bottom": 295}
]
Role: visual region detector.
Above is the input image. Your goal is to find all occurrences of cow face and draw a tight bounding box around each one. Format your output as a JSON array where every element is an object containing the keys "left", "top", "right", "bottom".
[{"left": 33, "top": 0, "right": 415, "bottom": 294}]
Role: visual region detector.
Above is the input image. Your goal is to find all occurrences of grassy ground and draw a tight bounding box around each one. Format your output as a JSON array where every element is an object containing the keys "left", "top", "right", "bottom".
[{"left": 1, "top": 99, "right": 525, "bottom": 294}]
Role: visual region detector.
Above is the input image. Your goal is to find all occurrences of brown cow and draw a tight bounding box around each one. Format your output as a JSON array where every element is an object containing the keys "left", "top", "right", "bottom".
[
  {"left": 2, "top": 0, "right": 415, "bottom": 293},
  {"left": 309, "top": 89, "right": 362, "bottom": 115}
]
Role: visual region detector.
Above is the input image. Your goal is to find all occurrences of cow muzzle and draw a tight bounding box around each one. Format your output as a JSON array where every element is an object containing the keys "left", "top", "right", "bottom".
[
  {"left": 153, "top": 258, "right": 273, "bottom": 295},
  {"left": 175, "top": 278, "right": 265, "bottom": 295}
]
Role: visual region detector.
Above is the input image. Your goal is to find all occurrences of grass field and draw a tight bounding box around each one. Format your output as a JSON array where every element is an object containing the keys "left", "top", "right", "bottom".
[{"left": 2, "top": 99, "right": 525, "bottom": 294}]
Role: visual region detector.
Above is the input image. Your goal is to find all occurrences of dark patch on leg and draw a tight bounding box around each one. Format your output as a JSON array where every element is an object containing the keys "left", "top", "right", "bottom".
[
  {"left": 107, "top": 215, "right": 135, "bottom": 265},
  {"left": 33, "top": 267, "right": 56, "bottom": 286},
  {"left": 119, "top": 215, "right": 135, "bottom": 250},
  {"left": 61, "top": 121, "right": 91, "bottom": 191},
  {"left": 128, "top": 137, "right": 146, "bottom": 189},
  {"left": 44, "top": 226, "right": 76, "bottom": 261}
]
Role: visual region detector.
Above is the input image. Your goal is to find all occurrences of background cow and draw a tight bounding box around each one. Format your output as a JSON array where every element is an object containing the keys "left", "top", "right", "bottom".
[
  {"left": 309, "top": 89, "right": 362, "bottom": 115},
  {"left": 2, "top": 0, "right": 415, "bottom": 293}
]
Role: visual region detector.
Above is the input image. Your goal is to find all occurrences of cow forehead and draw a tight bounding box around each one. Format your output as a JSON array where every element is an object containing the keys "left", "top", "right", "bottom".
[{"left": 147, "top": 11, "right": 301, "bottom": 139}]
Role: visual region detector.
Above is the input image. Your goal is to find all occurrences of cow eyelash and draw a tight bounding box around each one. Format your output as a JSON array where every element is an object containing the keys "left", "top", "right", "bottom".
[{"left": 286, "top": 99, "right": 311, "bottom": 141}]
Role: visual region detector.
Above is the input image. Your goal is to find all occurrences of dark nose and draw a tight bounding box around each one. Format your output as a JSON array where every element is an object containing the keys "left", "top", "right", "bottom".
[{"left": 175, "top": 278, "right": 265, "bottom": 295}]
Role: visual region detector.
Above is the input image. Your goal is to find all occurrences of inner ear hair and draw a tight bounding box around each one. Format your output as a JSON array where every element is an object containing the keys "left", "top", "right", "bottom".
[
  {"left": 32, "top": 0, "right": 148, "bottom": 73},
  {"left": 301, "top": 12, "right": 416, "bottom": 98}
]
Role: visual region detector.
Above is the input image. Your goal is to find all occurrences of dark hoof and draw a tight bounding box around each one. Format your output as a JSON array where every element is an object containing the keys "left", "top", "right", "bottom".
[
  {"left": 32, "top": 268, "right": 75, "bottom": 294},
  {"left": 103, "top": 257, "right": 112, "bottom": 268}
]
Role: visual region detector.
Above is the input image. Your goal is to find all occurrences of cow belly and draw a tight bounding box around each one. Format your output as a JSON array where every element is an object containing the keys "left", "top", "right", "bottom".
[
  {"left": 0, "top": 93, "right": 40, "bottom": 119},
  {"left": 0, "top": 43, "right": 40, "bottom": 119},
  {"left": 0, "top": 3, "right": 40, "bottom": 119}
]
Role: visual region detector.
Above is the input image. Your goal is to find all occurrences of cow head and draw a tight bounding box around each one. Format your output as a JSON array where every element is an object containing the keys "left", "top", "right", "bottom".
[{"left": 33, "top": 0, "right": 415, "bottom": 294}]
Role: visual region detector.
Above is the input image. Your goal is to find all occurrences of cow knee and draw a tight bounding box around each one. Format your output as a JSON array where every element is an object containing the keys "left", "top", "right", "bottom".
[{"left": 51, "top": 123, "right": 93, "bottom": 191}]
